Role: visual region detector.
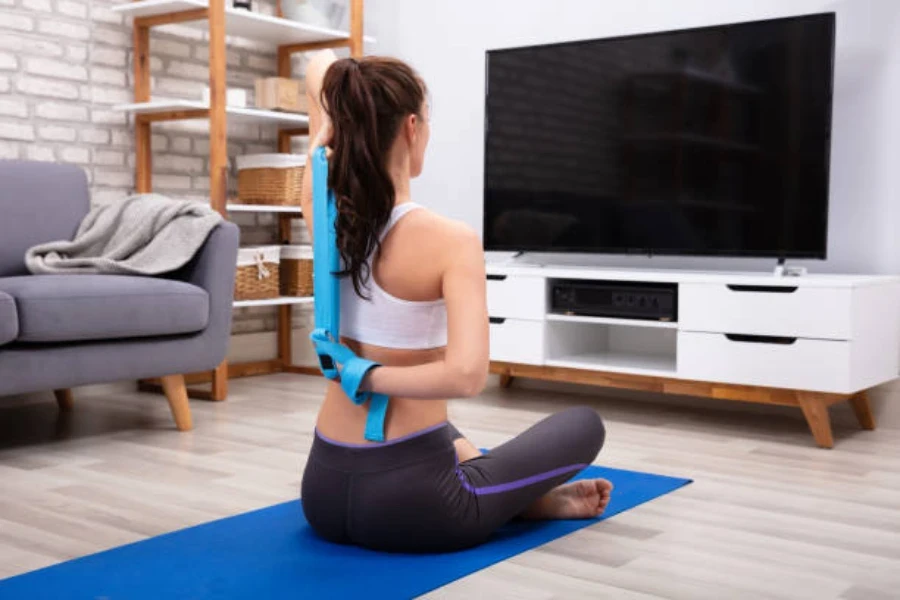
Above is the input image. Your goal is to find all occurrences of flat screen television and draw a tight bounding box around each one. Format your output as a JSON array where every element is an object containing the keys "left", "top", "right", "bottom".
[{"left": 483, "top": 13, "right": 836, "bottom": 258}]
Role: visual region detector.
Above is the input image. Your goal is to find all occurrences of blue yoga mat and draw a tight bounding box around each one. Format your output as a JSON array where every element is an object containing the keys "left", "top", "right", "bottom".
[{"left": 0, "top": 465, "right": 690, "bottom": 600}]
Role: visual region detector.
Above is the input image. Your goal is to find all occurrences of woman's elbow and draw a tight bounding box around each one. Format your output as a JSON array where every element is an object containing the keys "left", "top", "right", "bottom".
[{"left": 452, "top": 363, "right": 489, "bottom": 398}]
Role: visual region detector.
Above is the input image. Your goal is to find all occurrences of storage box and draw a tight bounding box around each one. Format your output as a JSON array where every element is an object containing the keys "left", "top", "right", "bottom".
[
  {"left": 236, "top": 153, "right": 305, "bottom": 206},
  {"left": 235, "top": 246, "right": 281, "bottom": 301},
  {"left": 202, "top": 86, "right": 248, "bottom": 107},
  {"left": 280, "top": 245, "right": 314, "bottom": 297},
  {"left": 255, "top": 77, "right": 308, "bottom": 113}
]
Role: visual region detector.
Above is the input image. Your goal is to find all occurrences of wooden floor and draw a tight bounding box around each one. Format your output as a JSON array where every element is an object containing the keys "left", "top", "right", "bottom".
[{"left": 2, "top": 374, "right": 900, "bottom": 599}]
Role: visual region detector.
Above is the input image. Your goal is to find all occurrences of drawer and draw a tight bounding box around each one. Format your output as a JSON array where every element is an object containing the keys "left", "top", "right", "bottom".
[
  {"left": 486, "top": 274, "right": 546, "bottom": 320},
  {"left": 490, "top": 318, "right": 544, "bottom": 365},
  {"left": 679, "top": 283, "right": 852, "bottom": 340},
  {"left": 677, "top": 331, "right": 851, "bottom": 393}
]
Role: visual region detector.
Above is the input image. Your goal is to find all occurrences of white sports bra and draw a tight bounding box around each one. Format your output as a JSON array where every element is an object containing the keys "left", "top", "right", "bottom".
[{"left": 339, "top": 202, "right": 448, "bottom": 350}]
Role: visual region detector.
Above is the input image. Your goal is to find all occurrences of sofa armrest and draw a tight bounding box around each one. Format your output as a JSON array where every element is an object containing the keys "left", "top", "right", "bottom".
[{"left": 167, "top": 221, "right": 240, "bottom": 364}]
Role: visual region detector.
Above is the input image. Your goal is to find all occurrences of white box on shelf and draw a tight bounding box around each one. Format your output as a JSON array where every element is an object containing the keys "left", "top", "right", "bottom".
[{"left": 202, "top": 87, "right": 248, "bottom": 108}]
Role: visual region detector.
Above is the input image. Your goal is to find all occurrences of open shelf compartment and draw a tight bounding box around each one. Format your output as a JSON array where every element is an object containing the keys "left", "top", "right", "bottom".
[
  {"left": 545, "top": 320, "right": 677, "bottom": 377},
  {"left": 113, "top": 0, "right": 363, "bottom": 46}
]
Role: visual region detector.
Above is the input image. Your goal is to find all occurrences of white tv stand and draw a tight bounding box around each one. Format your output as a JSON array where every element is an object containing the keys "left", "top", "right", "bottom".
[{"left": 486, "top": 263, "right": 900, "bottom": 448}]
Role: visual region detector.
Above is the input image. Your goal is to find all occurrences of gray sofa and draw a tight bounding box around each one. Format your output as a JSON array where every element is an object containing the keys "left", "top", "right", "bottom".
[{"left": 0, "top": 160, "right": 239, "bottom": 430}]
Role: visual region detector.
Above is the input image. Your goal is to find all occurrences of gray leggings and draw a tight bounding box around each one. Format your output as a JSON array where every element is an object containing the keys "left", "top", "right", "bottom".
[{"left": 301, "top": 406, "right": 606, "bottom": 553}]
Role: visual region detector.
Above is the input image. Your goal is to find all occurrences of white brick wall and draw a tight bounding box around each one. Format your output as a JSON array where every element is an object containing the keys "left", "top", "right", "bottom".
[
  {"left": 0, "top": 99, "right": 28, "bottom": 118},
  {"left": 39, "top": 125, "right": 77, "bottom": 141},
  {"left": 0, "top": 0, "right": 343, "bottom": 336},
  {"left": 26, "top": 57, "right": 88, "bottom": 81},
  {"left": 0, "top": 52, "right": 18, "bottom": 70}
]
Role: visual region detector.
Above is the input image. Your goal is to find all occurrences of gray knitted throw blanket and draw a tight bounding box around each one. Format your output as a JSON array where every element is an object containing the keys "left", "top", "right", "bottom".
[{"left": 26, "top": 194, "right": 223, "bottom": 275}]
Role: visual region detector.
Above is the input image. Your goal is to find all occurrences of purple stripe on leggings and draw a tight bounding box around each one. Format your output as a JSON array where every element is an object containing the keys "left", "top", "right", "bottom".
[
  {"left": 315, "top": 421, "right": 448, "bottom": 449},
  {"left": 456, "top": 463, "right": 588, "bottom": 496}
]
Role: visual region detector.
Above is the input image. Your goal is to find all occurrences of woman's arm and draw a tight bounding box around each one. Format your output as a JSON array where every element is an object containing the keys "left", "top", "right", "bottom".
[
  {"left": 363, "top": 228, "right": 490, "bottom": 399},
  {"left": 300, "top": 50, "right": 338, "bottom": 240}
]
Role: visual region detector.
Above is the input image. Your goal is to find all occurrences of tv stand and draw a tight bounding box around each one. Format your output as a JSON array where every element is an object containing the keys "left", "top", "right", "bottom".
[{"left": 486, "top": 263, "right": 900, "bottom": 448}]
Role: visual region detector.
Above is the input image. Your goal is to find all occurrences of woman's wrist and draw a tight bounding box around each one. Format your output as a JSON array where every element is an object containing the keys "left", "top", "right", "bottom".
[{"left": 361, "top": 365, "right": 381, "bottom": 393}]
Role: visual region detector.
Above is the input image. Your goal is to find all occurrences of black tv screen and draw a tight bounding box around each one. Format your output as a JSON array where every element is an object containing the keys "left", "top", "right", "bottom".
[{"left": 483, "top": 13, "right": 835, "bottom": 258}]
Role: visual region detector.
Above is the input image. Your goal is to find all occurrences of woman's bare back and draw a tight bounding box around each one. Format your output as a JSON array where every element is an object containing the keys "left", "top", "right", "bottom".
[{"left": 316, "top": 205, "right": 481, "bottom": 443}]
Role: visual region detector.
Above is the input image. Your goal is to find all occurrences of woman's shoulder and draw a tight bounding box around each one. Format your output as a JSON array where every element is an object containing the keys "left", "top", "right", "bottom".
[
  {"left": 405, "top": 205, "right": 480, "bottom": 244},
  {"left": 391, "top": 205, "right": 483, "bottom": 269}
]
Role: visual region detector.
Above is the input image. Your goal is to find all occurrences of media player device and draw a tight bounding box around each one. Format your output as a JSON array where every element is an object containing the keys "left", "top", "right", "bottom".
[{"left": 550, "top": 279, "right": 677, "bottom": 322}]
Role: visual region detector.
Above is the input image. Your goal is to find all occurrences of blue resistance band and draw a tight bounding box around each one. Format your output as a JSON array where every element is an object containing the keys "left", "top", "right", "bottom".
[{"left": 309, "top": 146, "right": 389, "bottom": 443}]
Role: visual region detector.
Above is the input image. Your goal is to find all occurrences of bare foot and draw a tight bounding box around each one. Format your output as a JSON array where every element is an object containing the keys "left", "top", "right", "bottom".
[{"left": 522, "top": 479, "right": 613, "bottom": 520}]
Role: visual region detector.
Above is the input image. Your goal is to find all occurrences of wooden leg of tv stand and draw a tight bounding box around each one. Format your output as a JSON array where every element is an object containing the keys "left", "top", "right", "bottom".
[
  {"left": 796, "top": 392, "right": 835, "bottom": 449},
  {"left": 489, "top": 361, "right": 870, "bottom": 449},
  {"left": 849, "top": 391, "right": 876, "bottom": 430}
]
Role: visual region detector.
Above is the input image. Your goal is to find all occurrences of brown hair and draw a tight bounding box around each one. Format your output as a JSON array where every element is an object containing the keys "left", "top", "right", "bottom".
[{"left": 320, "top": 56, "right": 427, "bottom": 298}]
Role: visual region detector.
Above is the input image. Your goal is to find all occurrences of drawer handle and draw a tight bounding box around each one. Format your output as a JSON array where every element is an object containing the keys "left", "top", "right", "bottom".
[
  {"left": 726, "top": 284, "right": 798, "bottom": 293},
  {"left": 725, "top": 333, "right": 797, "bottom": 345},
  {"left": 486, "top": 274, "right": 508, "bottom": 281},
  {"left": 489, "top": 317, "right": 506, "bottom": 325}
]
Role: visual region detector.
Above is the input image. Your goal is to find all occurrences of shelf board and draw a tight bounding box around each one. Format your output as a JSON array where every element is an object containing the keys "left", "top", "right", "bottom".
[
  {"left": 546, "top": 314, "right": 678, "bottom": 329},
  {"left": 112, "top": 100, "right": 310, "bottom": 125},
  {"left": 234, "top": 295, "right": 314, "bottom": 308},
  {"left": 227, "top": 203, "right": 302, "bottom": 214},
  {"left": 113, "top": 0, "right": 374, "bottom": 46},
  {"left": 546, "top": 352, "right": 676, "bottom": 377}
]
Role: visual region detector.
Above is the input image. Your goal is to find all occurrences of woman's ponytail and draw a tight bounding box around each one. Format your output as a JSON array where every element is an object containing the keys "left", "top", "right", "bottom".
[{"left": 320, "top": 57, "right": 426, "bottom": 298}]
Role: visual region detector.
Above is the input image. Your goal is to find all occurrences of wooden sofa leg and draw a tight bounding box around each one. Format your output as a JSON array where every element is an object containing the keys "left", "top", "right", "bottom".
[
  {"left": 210, "top": 360, "right": 228, "bottom": 402},
  {"left": 849, "top": 391, "right": 876, "bottom": 430},
  {"left": 797, "top": 392, "right": 834, "bottom": 449},
  {"left": 54, "top": 389, "right": 74, "bottom": 412},
  {"left": 160, "top": 375, "right": 193, "bottom": 431}
]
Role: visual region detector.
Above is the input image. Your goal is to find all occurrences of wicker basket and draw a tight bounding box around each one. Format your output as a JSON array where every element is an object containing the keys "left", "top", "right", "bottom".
[
  {"left": 280, "top": 245, "right": 314, "bottom": 297},
  {"left": 236, "top": 154, "right": 305, "bottom": 206},
  {"left": 235, "top": 246, "right": 281, "bottom": 301}
]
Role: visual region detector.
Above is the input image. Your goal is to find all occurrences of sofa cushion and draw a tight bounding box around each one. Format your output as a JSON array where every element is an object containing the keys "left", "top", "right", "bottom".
[
  {"left": 0, "top": 275, "right": 209, "bottom": 343},
  {"left": 0, "top": 291, "right": 17, "bottom": 346},
  {"left": 0, "top": 161, "right": 90, "bottom": 277}
]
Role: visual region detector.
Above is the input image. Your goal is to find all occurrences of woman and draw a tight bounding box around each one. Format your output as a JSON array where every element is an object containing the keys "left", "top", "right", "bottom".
[{"left": 299, "top": 51, "right": 611, "bottom": 553}]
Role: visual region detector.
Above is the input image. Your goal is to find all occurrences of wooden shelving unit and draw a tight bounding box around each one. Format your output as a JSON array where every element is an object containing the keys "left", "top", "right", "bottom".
[{"left": 117, "top": 0, "right": 367, "bottom": 400}]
